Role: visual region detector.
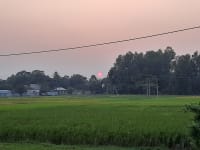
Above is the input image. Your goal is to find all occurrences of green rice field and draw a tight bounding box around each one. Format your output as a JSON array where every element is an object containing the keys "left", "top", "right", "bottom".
[
  {"left": 0, "top": 95, "right": 199, "bottom": 149},
  {"left": 0, "top": 143, "right": 168, "bottom": 150}
]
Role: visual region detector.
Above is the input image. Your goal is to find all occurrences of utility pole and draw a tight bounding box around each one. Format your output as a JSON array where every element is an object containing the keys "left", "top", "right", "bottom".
[
  {"left": 149, "top": 79, "right": 151, "bottom": 96},
  {"left": 156, "top": 78, "right": 159, "bottom": 97},
  {"left": 146, "top": 78, "right": 151, "bottom": 96},
  {"left": 146, "top": 79, "right": 148, "bottom": 96},
  {"left": 146, "top": 78, "right": 149, "bottom": 96},
  {"left": 146, "top": 76, "right": 159, "bottom": 96}
]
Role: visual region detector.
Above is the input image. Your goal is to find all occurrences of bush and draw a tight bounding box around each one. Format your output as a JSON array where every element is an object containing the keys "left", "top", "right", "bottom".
[{"left": 186, "top": 103, "right": 200, "bottom": 149}]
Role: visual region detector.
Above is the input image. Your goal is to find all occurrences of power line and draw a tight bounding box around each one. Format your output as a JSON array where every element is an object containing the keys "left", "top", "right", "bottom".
[{"left": 1, "top": 25, "right": 200, "bottom": 57}]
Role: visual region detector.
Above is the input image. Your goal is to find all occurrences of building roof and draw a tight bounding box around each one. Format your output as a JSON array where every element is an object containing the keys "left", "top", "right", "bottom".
[
  {"left": 0, "top": 90, "right": 11, "bottom": 94},
  {"left": 54, "top": 87, "right": 67, "bottom": 91}
]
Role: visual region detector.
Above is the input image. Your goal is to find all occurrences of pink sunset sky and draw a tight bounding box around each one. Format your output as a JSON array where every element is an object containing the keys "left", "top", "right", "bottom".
[{"left": 0, "top": 0, "right": 200, "bottom": 79}]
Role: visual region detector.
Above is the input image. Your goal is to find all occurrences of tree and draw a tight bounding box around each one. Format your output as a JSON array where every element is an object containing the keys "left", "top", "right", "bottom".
[
  {"left": 31, "top": 70, "right": 46, "bottom": 83},
  {"left": 108, "top": 52, "right": 145, "bottom": 94},
  {"left": 191, "top": 52, "right": 200, "bottom": 94},
  {"left": 70, "top": 74, "right": 88, "bottom": 91},
  {"left": 108, "top": 47, "right": 176, "bottom": 94},
  {"left": 89, "top": 75, "right": 103, "bottom": 94},
  {"left": 187, "top": 104, "right": 200, "bottom": 149},
  {"left": 15, "top": 84, "right": 26, "bottom": 96},
  {"left": 0, "top": 80, "right": 11, "bottom": 90},
  {"left": 61, "top": 75, "right": 70, "bottom": 89},
  {"left": 173, "top": 54, "right": 194, "bottom": 94},
  {"left": 52, "top": 72, "right": 62, "bottom": 88},
  {"left": 2, "top": 47, "right": 200, "bottom": 95},
  {"left": 6, "top": 71, "right": 31, "bottom": 94},
  {"left": 40, "top": 83, "right": 50, "bottom": 94}
]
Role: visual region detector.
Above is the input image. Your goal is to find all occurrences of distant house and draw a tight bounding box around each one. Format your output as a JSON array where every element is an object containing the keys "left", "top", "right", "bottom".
[
  {"left": 46, "top": 91, "right": 58, "bottom": 96},
  {"left": 53, "top": 87, "right": 68, "bottom": 95},
  {"left": 46, "top": 87, "right": 67, "bottom": 96},
  {"left": 0, "top": 90, "right": 12, "bottom": 97},
  {"left": 25, "top": 84, "right": 41, "bottom": 96}
]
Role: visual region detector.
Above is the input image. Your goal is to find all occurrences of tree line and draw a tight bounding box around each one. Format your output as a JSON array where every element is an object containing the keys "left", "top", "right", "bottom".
[
  {"left": 0, "top": 47, "right": 200, "bottom": 95},
  {"left": 0, "top": 71, "right": 105, "bottom": 95},
  {"left": 108, "top": 47, "right": 200, "bottom": 95}
]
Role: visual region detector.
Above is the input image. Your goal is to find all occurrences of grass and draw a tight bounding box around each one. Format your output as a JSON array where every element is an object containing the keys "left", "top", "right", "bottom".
[
  {"left": 0, "top": 95, "right": 199, "bottom": 149},
  {"left": 0, "top": 143, "right": 168, "bottom": 150}
]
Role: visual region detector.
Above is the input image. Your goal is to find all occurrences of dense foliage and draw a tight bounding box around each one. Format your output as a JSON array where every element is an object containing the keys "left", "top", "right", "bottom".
[
  {"left": 187, "top": 103, "right": 200, "bottom": 148},
  {"left": 0, "top": 143, "right": 169, "bottom": 150},
  {"left": 0, "top": 71, "right": 105, "bottom": 95},
  {"left": 108, "top": 47, "right": 200, "bottom": 95},
  {"left": 1, "top": 47, "right": 200, "bottom": 95}
]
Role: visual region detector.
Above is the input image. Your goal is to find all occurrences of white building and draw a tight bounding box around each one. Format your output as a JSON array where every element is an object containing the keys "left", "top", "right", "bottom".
[
  {"left": 54, "top": 87, "right": 68, "bottom": 95},
  {"left": 46, "top": 91, "right": 58, "bottom": 96},
  {"left": 26, "top": 84, "right": 41, "bottom": 96},
  {"left": 0, "top": 90, "right": 12, "bottom": 97}
]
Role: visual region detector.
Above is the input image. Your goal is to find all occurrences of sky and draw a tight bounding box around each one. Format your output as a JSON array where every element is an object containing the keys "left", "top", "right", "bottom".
[{"left": 0, "top": 0, "right": 200, "bottom": 79}]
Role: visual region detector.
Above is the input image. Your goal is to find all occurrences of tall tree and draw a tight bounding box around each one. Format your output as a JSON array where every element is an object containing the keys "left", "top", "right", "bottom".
[
  {"left": 108, "top": 48, "right": 176, "bottom": 94},
  {"left": 89, "top": 75, "right": 103, "bottom": 94},
  {"left": 173, "top": 54, "right": 194, "bottom": 94},
  {"left": 70, "top": 74, "right": 88, "bottom": 91}
]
